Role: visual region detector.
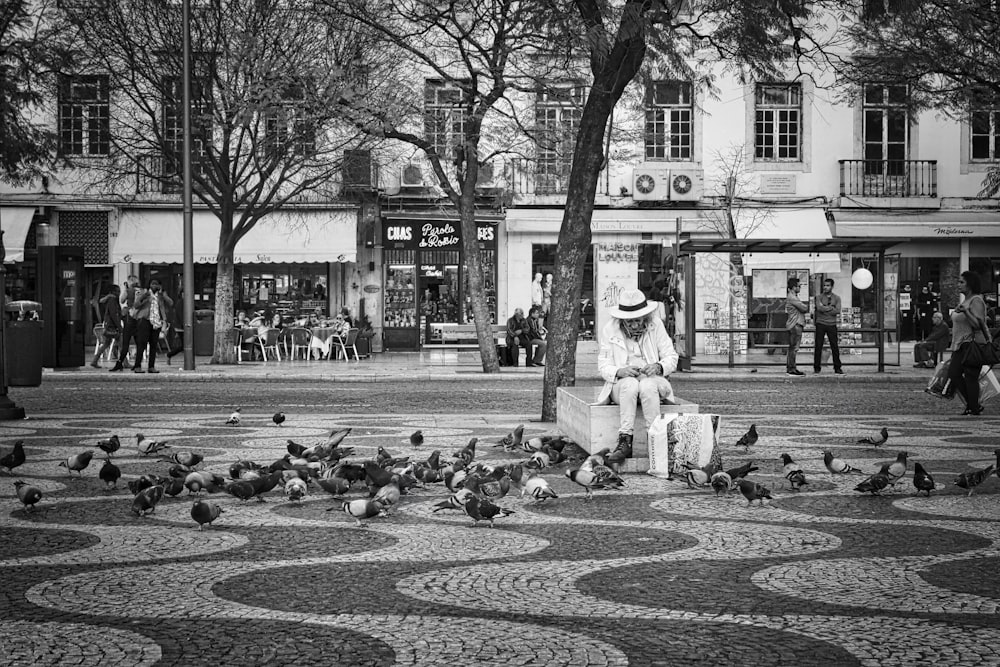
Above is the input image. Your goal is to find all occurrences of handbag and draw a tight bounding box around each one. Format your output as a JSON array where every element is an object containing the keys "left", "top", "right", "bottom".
[
  {"left": 925, "top": 360, "right": 954, "bottom": 399},
  {"left": 959, "top": 367, "right": 1000, "bottom": 407},
  {"left": 955, "top": 337, "right": 1000, "bottom": 369}
]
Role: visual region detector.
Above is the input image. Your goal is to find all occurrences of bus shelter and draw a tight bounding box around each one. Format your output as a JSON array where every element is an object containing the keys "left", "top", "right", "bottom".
[{"left": 676, "top": 236, "right": 908, "bottom": 372}]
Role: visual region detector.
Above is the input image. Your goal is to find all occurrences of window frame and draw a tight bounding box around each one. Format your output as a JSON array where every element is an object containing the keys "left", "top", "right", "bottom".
[
  {"left": 424, "top": 79, "right": 469, "bottom": 160},
  {"left": 534, "top": 82, "right": 586, "bottom": 193},
  {"left": 753, "top": 83, "right": 802, "bottom": 162},
  {"left": 645, "top": 80, "right": 693, "bottom": 161},
  {"left": 970, "top": 104, "right": 1000, "bottom": 163},
  {"left": 264, "top": 84, "right": 317, "bottom": 158},
  {"left": 58, "top": 74, "right": 111, "bottom": 157},
  {"left": 862, "top": 82, "right": 910, "bottom": 174},
  {"left": 160, "top": 70, "right": 213, "bottom": 188}
]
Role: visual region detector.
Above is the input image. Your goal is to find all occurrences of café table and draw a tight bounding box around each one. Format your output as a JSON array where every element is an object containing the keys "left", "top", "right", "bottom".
[{"left": 309, "top": 326, "right": 345, "bottom": 360}]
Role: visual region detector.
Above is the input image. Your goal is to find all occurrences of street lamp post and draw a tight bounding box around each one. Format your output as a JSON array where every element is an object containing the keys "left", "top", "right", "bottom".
[
  {"left": 0, "top": 230, "right": 27, "bottom": 420},
  {"left": 182, "top": 0, "right": 195, "bottom": 370}
]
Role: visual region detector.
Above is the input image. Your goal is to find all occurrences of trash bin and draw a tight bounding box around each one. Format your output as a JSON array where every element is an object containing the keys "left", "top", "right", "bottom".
[
  {"left": 193, "top": 310, "right": 215, "bottom": 356},
  {"left": 5, "top": 301, "right": 44, "bottom": 387}
]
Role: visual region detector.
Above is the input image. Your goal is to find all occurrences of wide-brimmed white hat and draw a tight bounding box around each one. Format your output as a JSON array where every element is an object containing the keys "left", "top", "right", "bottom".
[{"left": 609, "top": 288, "right": 657, "bottom": 319}]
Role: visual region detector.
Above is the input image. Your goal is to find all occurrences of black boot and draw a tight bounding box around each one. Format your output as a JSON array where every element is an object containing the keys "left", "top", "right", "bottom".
[{"left": 607, "top": 432, "right": 633, "bottom": 465}]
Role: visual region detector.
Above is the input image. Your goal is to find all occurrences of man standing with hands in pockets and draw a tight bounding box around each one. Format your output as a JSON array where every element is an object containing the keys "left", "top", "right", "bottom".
[
  {"left": 814, "top": 278, "right": 845, "bottom": 375},
  {"left": 785, "top": 277, "right": 808, "bottom": 376}
]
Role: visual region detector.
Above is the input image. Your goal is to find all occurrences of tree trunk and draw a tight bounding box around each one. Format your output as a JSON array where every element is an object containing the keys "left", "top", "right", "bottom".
[
  {"left": 211, "top": 254, "right": 237, "bottom": 364},
  {"left": 458, "top": 192, "right": 501, "bottom": 372},
  {"left": 540, "top": 93, "right": 613, "bottom": 421}
]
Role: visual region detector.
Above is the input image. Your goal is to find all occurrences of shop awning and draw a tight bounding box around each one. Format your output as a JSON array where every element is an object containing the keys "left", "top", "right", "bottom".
[
  {"left": 113, "top": 208, "right": 357, "bottom": 264},
  {"left": 505, "top": 207, "right": 710, "bottom": 235},
  {"left": 831, "top": 209, "right": 1000, "bottom": 237},
  {"left": 0, "top": 206, "right": 36, "bottom": 263}
]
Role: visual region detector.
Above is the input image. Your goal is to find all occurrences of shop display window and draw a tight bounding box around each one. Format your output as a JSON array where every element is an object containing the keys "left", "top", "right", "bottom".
[{"left": 385, "top": 252, "right": 417, "bottom": 328}]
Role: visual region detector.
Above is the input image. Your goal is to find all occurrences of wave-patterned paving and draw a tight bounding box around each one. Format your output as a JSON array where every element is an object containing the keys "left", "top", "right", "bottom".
[{"left": 1, "top": 411, "right": 999, "bottom": 666}]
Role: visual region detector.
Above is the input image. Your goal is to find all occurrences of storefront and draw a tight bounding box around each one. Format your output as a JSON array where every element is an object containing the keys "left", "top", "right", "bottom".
[
  {"left": 380, "top": 213, "right": 500, "bottom": 350},
  {"left": 112, "top": 206, "right": 358, "bottom": 323}
]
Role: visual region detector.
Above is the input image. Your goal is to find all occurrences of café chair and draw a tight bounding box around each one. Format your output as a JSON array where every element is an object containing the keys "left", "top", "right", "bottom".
[
  {"left": 233, "top": 327, "right": 259, "bottom": 363},
  {"left": 284, "top": 327, "right": 312, "bottom": 360},
  {"left": 259, "top": 328, "right": 282, "bottom": 362},
  {"left": 333, "top": 328, "right": 360, "bottom": 361}
]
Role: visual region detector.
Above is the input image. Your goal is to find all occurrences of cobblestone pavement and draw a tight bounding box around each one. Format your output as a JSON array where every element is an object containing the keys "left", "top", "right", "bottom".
[{"left": 1, "top": 411, "right": 999, "bottom": 666}]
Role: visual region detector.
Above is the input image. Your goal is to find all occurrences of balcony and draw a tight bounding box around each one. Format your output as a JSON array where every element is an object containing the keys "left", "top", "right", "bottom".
[
  {"left": 839, "top": 159, "right": 937, "bottom": 198},
  {"left": 509, "top": 158, "right": 608, "bottom": 199},
  {"left": 137, "top": 153, "right": 211, "bottom": 196}
]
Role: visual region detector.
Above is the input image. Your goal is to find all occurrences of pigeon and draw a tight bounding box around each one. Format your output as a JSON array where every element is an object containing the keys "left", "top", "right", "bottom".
[
  {"left": 272, "top": 412, "right": 286, "bottom": 426},
  {"left": 444, "top": 466, "right": 468, "bottom": 493},
  {"left": 565, "top": 465, "right": 625, "bottom": 501},
  {"left": 724, "top": 461, "right": 758, "bottom": 483},
  {"left": 0, "top": 441, "right": 26, "bottom": 474},
  {"left": 683, "top": 462, "right": 719, "bottom": 489},
  {"left": 163, "top": 451, "right": 203, "bottom": 468},
  {"left": 463, "top": 495, "right": 514, "bottom": 527},
  {"left": 225, "top": 479, "right": 258, "bottom": 502},
  {"left": 184, "top": 471, "right": 223, "bottom": 495},
  {"left": 953, "top": 464, "right": 995, "bottom": 497},
  {"left": 780, "top": 454, "right": 808, "bottom": 491},
  {"left": 283, "top": 476, "right": 308, "bottom": 502},
  {"left": 454, "top": 438, "right": 477, "bottom": 465},
  {"left": 376, "top": 446, "right": 408, "bottom": 468},
  {"left": 127, "top": 474, "right": 159, "bottom": 495},
  {"left": 161, "top": 476, "right": 186, "bottom": 497},
  {"left": 14, "top": 480, "right": 42, "bottom": 512},
  {"left": 854, "top": 471, "right": 891, "bottom": 495},
  {"left": 226, "top": 408, "right": 241, "bottom": 426},
  {"left": 136, "top": 434, "right": 169, "bottom": 456},
  {"left": 497, "top": 424, "right": 524, "bottom": 451},
  {"left": 912, "top": 462, "right": 935, "bottom": 496},
  {"left": 98, "top": 458, "right": 121, "bottom": 489},
  {"left": 432, "top": 488, "right": 475, "bottom": 512},
  {"left": 97, "top": 435, "right": 121, "bottom": 457},
  {"left": 738, "top": 479, "right": 772, "bottom": 506},
  {"left": 316, "top": 476, "right": 352, "bottom": 496},
  {"left": 523, "top": 476, "right": 558, "bottom": 502},
  {"left": 736, "top": 424, "right": 758, "bottom": 450},
  {"left": 582, "top": 448, "right": 611, "bottom": 470},
  {"left": 425, "top": 450, "right": 442, "bottom": 470},
  {"left": 372, "top": 476, "right": 402, "bottom": 511},
  {"left": 823, "top": 451, "right": 864, "bottom": 476},
  {"left": 327, "top": 498, "right": 386, "bottom": 527},
  {"left": 59, "top": 451, "right": 94, "bottom": 477},
  {"left": 464, "top": 466, "right": 511, "bottom": 500},
  {"left": 286, "top": 440, "right": 308, "bottom": 458},
  {"left": 191, "top": 499, "right": 223, "bottom": 529},
  {"left": 131, "top": 484, "right": 164, "bottom": 517},
  {"left": 710, "top": 471, "right": 733, "bottom": 495},
  {"left": 410, "top": 430, "right": 424, "bottom": 447},
  {"left": 857, "top": 427, "right": 889, "bottom": 448},
  {"left": 525, "top": 450, "right": 551, "bottom": 471},
  {"left": 884, "top": 451, "right": 909, "bottom": 488}
]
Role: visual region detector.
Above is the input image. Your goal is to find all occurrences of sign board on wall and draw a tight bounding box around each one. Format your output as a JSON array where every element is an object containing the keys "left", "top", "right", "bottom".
[
  {"left": 382, "top": 219, "right": 498, "bottom": 250},
  {"left": 594, "top": 241, "right": 639, "bottom": 335},
  {"left": 759, "top": 173, "right": 797, "bottom": 194}
]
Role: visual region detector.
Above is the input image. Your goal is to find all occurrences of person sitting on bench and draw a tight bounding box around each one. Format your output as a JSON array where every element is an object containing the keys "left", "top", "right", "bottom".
[
  {"left": 913, "top": 311, "right": 950, "bottom": 368},
  {"left": 596, "top": 288, "right": 679, "bottom": 463}
]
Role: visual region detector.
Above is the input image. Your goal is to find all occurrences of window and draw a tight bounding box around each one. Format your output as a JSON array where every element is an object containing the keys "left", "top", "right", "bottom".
[
  {"left": 535, "top": 83, "right": 585, "bottom": 193},
  {"left": 862, "top": 0, "right": 916, "bottom": 20},
  {"left": 645, "top": 81, "right": 693, "bottom": 160},
  {"left": 971, "top": 102, "right": 1000, "bottom": 162},
  {"left": 59, "top": 75, "right": 110, "bottom": 156},
  {"left": 265, "top": 85, "right": 316, "bottom": 157},
  {"left": 162, "top": 73, "right": 212, "bottom": 185},
  {"left": 863, "top": 83, "right": 908, "bottom": 174},
  {"left": 424, "top": 80, "right": 467, "bottom": 159},
  {"left": 754, "top": 83, "right": 801, "bottom": 161}
]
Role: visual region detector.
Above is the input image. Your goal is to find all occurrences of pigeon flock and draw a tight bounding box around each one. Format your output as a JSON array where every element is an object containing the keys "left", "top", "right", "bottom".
[{"left": 3, "top": 418, "right": 1000, "bottom": 526}]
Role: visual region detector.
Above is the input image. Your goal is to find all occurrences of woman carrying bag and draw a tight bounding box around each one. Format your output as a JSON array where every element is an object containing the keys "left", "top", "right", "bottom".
[{"left": 944, "top": 271, "right": 990, "bottom": 415}]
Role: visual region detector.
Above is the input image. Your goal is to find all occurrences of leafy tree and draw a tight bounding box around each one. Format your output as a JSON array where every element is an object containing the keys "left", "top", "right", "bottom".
[
  {"left": 540, "top": 0, "right": 852, "bottom": 420},
  {"left": 842, "top": 0, "right": 1000, "bottom": 197},
  {"left": 327, "top": 0, "right": 568, "bottom": 372},
  {"left": 65, "top": 0, "right": 384, "bottom": 362},
  {"left": 0, "top": 0, "right": 73, "bottom": 185}
]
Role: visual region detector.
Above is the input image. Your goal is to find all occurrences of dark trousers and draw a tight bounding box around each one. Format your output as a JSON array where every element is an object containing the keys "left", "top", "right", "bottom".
[
  {"left": 134, "top": 320, "right": 161, "bottom": 370},
  {"left": 786, "top": 325, "right": 803, "bottom": 371},
  {"left": 947, "top": 343, "right": 981, "bottom": 408},
  {"left": 813, "top": 322, "right": 842, "bottom": 372},
  {"left": 116, "top": 315, "right": 137, "bottom": 366}
]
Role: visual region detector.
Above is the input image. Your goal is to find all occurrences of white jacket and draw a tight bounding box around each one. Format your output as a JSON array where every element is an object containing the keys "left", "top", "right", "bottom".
[{"left": 596, "top": 318, "right": 679, "bottom": 404}]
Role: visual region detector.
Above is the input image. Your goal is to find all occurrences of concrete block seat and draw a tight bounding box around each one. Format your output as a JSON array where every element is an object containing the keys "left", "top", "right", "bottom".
[{"left": 556, "top": 386, "right": 699, "bottom": 473}]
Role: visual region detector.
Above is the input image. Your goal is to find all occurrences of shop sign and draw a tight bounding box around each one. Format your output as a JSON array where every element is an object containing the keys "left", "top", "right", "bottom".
[
  {"left": 596, "top": 242, "right": 639, "bottom": 263},
  {"left": 363, "top": 284, "right": 381, "bottom": 294},
  {"left": 382, "top": 219, "right": 498, "bottom": 249},
  {"left": 420, "top": 263, "right": 444, "bottom": 278}
]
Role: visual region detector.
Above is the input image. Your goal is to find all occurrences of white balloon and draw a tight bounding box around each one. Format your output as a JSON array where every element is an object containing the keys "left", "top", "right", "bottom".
[{"left": 852, "top": 268, "right": 874, "bottom": 290}]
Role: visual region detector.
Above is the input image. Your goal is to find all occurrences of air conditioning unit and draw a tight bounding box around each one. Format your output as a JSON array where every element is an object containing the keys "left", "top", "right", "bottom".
[
  {"left": 401, "top": 164, "right": 424, "bottom": 187},
  {"left": 668, "top": 168, "right": 704, "bottom": 202},
  {"left": 632, "top": 163, "right": 671, "bottom": 201}
]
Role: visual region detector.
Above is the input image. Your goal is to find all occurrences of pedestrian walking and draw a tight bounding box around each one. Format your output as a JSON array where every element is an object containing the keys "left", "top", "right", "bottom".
[
  {"left": 813, "top": 278, "right": 845, "bottom": 375},
  {"left": 131, "top": 278, "right": 173, "bottom": 374},
  {"left": 785, "top": 277, "right": 808, "bottom": 376},
  {"left": 91, "top": 284, "right": 122, "bottom": 368},
  {"left": 943, "top": 271, "right": 989, "bottom": 415},
  {"left": 109, "top": 275, "right": 141, "bottom": 372}
]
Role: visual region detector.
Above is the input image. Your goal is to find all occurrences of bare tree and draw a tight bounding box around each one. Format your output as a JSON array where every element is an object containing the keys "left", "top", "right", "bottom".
[
  {"left": 0, "top": 0, "right": 74, "bottom": 185},
  {"left": 327, "top": 0, "right": 570, "bottom": 371},
  {"left": 65, "top": 0, "right": 385, "bottom": 362},
  {"left": 540, "top": 0, "right": 854, "bottom": 421}
]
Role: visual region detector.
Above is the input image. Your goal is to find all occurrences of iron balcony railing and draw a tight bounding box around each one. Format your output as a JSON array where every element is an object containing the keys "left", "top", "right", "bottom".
[
  {"left": 839, "top": 159, "right": 937, "bottom": 197},
  {"left": 510, "top": 157, "right": 608, "bottom": 196}
]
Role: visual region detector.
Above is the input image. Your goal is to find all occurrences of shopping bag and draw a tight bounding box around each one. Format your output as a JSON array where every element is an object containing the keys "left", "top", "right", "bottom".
[
  {"left": 958, "top": 367, "right": 1000, "bottom": 407},
  {"left": 925, "top": 360, "right": 954, "bottom": 399},
  {"left": 665, "top": 414, "right": 722, "bottom": 476},
  {"left": 646, "top": 413, "right": 679, "bottom": 479}
]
